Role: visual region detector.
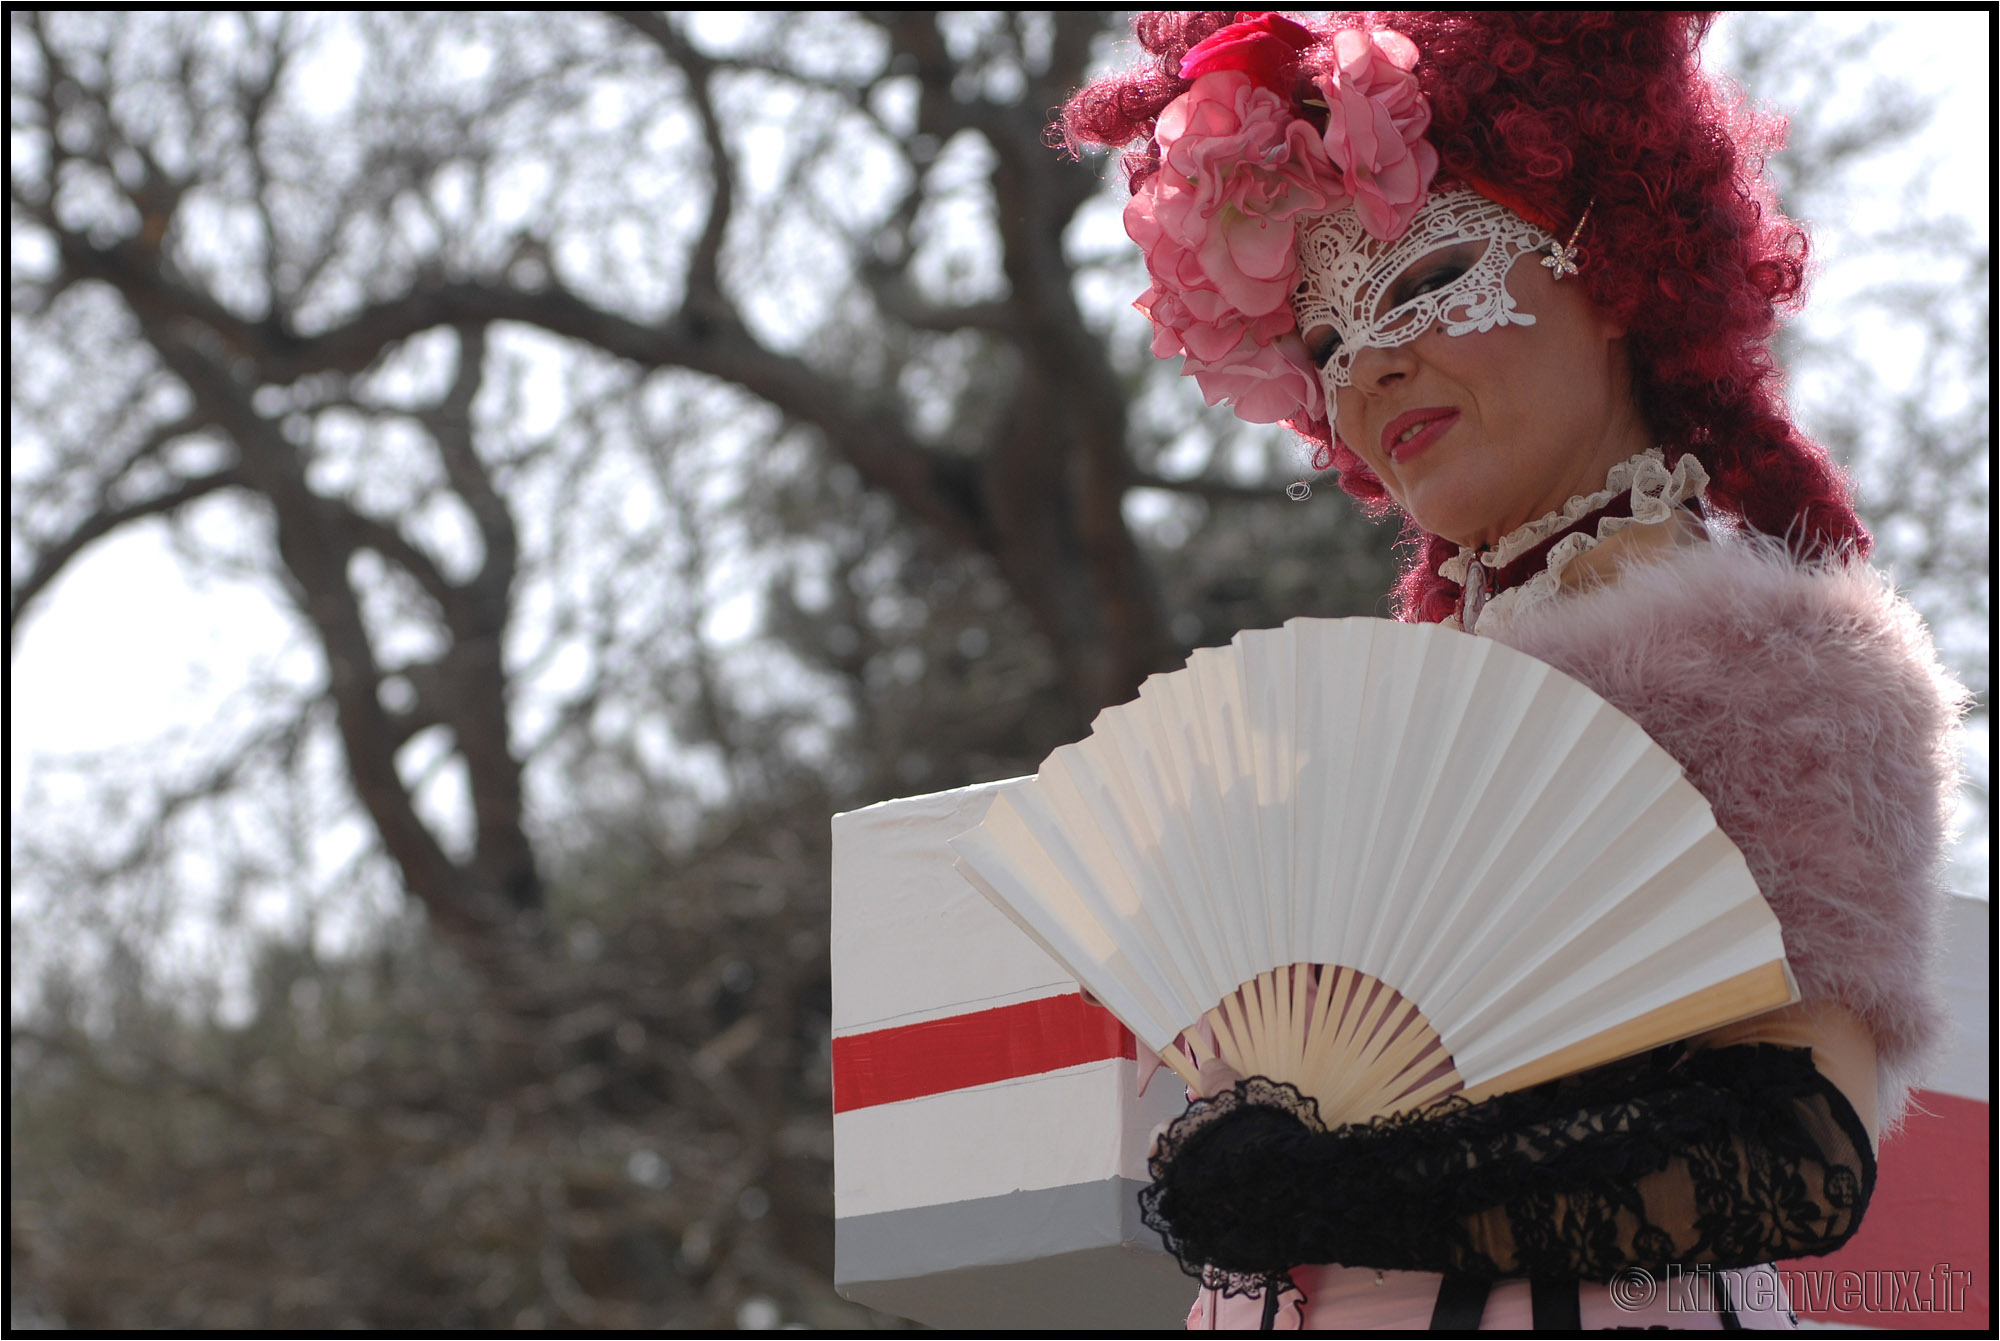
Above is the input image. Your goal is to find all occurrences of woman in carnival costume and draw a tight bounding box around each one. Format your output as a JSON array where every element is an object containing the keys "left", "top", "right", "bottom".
[{"left": 1063, "top": 11, "right": 1968, "bottom": 1330}]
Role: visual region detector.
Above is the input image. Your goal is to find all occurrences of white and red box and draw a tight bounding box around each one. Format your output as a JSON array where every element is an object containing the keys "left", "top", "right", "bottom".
[{"left": 830, "top": 779, "right": 1192, "bottom": 1329}]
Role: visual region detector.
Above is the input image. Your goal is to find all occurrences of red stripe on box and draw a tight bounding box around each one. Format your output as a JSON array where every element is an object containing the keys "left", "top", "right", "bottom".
[
  {"left": 833, "top": 993, "right": 1138, "bottom": 1113},
  {"left": 1780, "top": 1089, "right": 1989, "bottom": 1329}
]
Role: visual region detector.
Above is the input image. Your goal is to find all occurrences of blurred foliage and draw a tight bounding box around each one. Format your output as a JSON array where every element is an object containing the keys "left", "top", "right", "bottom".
[
  {"left": 8, "top": 9, "right": 1988, "bottom": 1332},
  {"left": 14, "top": 814, "right": 859, "bottom": 1329}
]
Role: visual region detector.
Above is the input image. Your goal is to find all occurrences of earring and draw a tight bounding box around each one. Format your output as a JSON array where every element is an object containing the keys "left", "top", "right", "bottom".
[{"left": 1541, "top": 199, "right": 1594, "bottom": 280}]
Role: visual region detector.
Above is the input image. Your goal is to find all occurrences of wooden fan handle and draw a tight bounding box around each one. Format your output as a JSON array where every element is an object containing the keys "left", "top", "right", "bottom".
[{"left": 1459, "top": 959, "right": 1796, "bottom": 1102}]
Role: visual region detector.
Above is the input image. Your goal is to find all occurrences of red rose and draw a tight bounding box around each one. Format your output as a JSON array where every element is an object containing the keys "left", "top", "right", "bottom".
[{"left": 1179, "top": 12, "right": 1316, "bottom": 91}]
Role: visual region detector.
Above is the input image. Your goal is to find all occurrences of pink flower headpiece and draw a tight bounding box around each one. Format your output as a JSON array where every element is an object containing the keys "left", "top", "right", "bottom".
[{"left": 1125, "top": 14, "right": 1440, "bottom": 426}]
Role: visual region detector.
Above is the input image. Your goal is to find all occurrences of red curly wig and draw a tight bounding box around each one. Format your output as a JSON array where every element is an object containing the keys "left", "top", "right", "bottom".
[{"left": 1063, "top": 10, "right": 1870, "bottom": 623}]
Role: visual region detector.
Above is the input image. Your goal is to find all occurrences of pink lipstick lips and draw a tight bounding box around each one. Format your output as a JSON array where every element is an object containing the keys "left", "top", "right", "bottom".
[{"left": 1381, "top": 407, "right": 1460, "bottom": 463}]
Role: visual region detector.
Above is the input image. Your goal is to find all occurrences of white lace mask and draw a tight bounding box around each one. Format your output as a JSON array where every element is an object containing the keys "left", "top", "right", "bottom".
[{"left": 1292, "top": 187, "right": 1554, "bottom": 429}]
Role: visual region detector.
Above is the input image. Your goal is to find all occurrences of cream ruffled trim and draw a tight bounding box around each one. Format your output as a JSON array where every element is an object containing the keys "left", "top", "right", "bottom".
[{"left": 1440, "top": 449, "right": 1710, "bottom": 637}]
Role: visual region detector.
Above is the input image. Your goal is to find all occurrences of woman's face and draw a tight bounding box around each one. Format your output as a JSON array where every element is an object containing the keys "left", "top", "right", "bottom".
[{"left": 1294, "top": 194, "right": 1651, "bottom": 550}]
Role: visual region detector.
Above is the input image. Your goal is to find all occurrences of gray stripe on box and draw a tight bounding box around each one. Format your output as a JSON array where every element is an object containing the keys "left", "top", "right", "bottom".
[
  {"left": 837, "top": 1177, "right": 1192, "bottom": 1329},
  {"left": 837, "top": 1176, "right": 1157, "bottom": 1281}
]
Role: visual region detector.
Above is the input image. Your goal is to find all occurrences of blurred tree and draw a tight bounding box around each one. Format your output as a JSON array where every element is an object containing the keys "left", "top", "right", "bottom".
[
  {"left": 7, "top": 9, "right": 1987, "bottom": 1332},
  {"left": 8, "top": 6, "right": 1387, "bottom": 975},
  {"left": 9, "top": 10, "right": 1386, "bottom": 1328}
]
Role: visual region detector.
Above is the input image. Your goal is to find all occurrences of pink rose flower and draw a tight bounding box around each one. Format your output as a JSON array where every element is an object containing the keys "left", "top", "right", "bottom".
[
  {"left": 1122, "top": 69, "right": 1346, "bottom": 426},
  {"left": 1185, "top": 328, "right": 1324, "bottom": 426},
  {"left": 1317, "top": 29, "right": 1439, "bottom": 240},
  {"left": 1179, "top": 12, "right": 1317, "bottom": 90},
  {"left": 1147, "top": 72, "right": 1344, "bottom": 317},
  {"left": 1137, "top": 281, "right": 1293, "bottom": 364},
  {"left": 1121, "top": 25, "right": 1444, "bottom": 429}
]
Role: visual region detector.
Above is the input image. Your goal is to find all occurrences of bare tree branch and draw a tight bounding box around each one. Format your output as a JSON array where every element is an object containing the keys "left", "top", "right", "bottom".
[
  {"left": 858, "top": 273, "right": 1017, "bottom": 334},
  {"left": 615, "top": 13, "right": 735, "bottom": 318},
  {"left": 1129, "top": 471, "right": 1297, "bottom": 504},
  {"left": 9, "top": 465, "right": 245, "bottom": 640}
]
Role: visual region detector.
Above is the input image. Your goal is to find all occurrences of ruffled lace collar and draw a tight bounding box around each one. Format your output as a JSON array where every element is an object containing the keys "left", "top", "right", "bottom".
[{"left": 1440, "top": 449, "right": 1710, "bottom": 637}]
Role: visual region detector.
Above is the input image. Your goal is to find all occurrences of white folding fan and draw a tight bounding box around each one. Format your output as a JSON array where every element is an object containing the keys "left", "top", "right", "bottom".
[{"left": 949, "top": 617, "right": 1796, "bottom": 1126}]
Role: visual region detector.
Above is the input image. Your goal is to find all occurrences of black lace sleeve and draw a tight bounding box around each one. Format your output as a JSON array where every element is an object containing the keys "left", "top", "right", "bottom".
[{"left": 1139, "top": 1043, "right": 1875, "bottom": 1293}]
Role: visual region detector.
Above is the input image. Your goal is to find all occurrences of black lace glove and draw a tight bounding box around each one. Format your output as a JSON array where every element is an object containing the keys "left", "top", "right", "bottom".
[{"left": 1140, "top": 1043, "right": 1874, "bottom": 1294}]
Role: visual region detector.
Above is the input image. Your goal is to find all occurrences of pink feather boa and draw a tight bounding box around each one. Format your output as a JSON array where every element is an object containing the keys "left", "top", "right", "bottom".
[{"left": 1494, "top": 532, "right": 1971, "bottom": 1125}]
